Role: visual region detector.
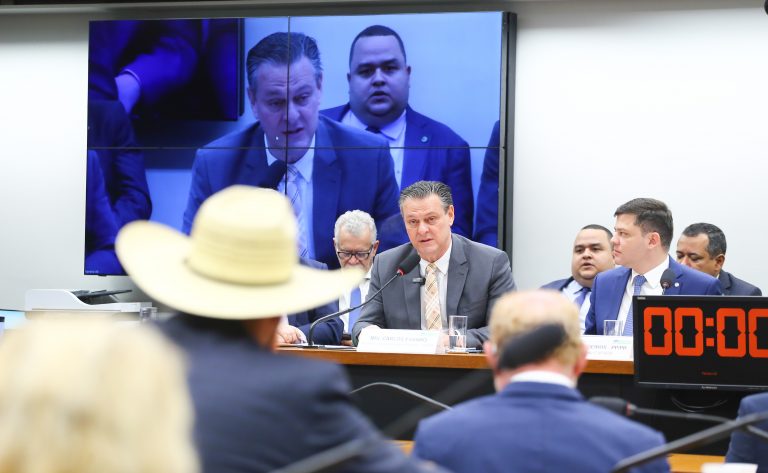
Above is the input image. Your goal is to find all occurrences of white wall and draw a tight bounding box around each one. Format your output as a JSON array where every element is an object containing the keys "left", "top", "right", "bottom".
[
  {"left": 1, "top": 0, "right": 767, "bottom": 309},
  {"left": 509, "top": 0, "right": 768, "bottom": 290}
]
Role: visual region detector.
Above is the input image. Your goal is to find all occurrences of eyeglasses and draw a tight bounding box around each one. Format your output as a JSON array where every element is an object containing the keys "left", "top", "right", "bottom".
[{"left": 336, "top": 246, "right": 374, "bottom": 261}]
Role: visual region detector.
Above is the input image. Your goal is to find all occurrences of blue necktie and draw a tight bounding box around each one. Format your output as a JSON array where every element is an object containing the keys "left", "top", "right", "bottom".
[
  {"left": 574, "top": 286, "right": 590, "bottom": 309},
  {"left": 348, "top": 287, "right": 362, "bottom": 331},
  {"left": 623, "top": 275, "right": 646, "bottom": 336}
]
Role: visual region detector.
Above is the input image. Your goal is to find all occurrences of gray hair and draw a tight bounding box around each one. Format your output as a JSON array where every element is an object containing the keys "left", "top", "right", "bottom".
[
  {"left": 334, "top": 210, "right": 377, "bottom": 243},
  {"left": 398, "top": 180, "right": 453, "bottom": 214}
]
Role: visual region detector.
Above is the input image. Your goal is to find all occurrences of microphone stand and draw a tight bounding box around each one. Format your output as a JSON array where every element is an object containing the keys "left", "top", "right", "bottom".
[
  {"left": 611, "top": 410, "right": 768, "bottom": 473},
  {"left": 350, "top": 382, "right": 453, "bottom": 411}
]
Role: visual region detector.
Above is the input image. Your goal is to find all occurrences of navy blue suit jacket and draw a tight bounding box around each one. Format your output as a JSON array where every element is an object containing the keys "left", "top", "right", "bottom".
[
  {"left": 584, "top": 257, "right": 722, "bottom": 335},
  {"left": 321, "top": 105, "right": 474, "bottom": 238},
  {"left": 726, "top": 392, "right": 768, "bottom": 472},
  {"left": 541, "top": 276, "right": 573, "bottom": 292},
  {"left": 413, "top": 381, "right": 669, "bottom": 473},
  {"left": 474, "top": 120, "right": 500, "bottom": 247},
  {"left": 182, "top": 116, "right": 402, "bottom": 269},
  {"left": 87, "top": 100, "right": 152, "bottom": 227},
  {"left": 288, "top": 258, "right": 342, "bottom": 345},
  {"left": 160, "top": 315, "right": 437, "bottom": 473},
  {"left": 719, "top": 270, "right": 762, "bottom": 296}
]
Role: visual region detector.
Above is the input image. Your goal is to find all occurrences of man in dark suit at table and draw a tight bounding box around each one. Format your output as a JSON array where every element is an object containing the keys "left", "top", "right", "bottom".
[
  {"left": 352, "top": 181, "right": 516, "bottom": 349},
  {"left": 117, "top": 185, "right": 440, "bottom": 473},
  {"left": 542, "top": 224, "right": 616, "bottom": 333},
  {"left": 726, "top": 392, "right": 768, "bottom": 471},
  {"left": 676, "top": 222, "right": 762, "bottom": 296},
  {"left": 183, "top": 32, "right": 401, "bottom": 269},
  {"left": 412, "top": 290, "right": 670, "bottom": 473},
  {"left": 321, "top": 25, "right": 474, "bottom": 238},
  {"left": 584, "top": 198, "right": 721, "bottom": 335}
]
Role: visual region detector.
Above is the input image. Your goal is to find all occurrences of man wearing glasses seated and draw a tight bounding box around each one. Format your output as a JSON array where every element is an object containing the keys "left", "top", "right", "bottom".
[{"left": 333, "top": 210, "right": 380, "bottom": 343}]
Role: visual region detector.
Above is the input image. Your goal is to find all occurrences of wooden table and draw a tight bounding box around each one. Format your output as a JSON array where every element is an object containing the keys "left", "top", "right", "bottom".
[{"left": 392, "top": 441, "right": 724, "bottom": 473}]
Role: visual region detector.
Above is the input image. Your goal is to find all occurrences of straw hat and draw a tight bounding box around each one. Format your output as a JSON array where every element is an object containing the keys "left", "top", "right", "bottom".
[{"left": 116, "top": 186, "right": 363, "bottom": 319}]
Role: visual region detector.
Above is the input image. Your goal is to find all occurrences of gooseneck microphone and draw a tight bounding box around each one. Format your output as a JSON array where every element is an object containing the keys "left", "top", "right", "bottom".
[
  {"left": 350, "top": 382, "right": 452, "bottom": 411},
  {"left": 306, "top": 249, "right": 421, "bottom": 346},
  {"left": 660, "top": 268, "right": 676, "bottom": 294},
  {"left": 611, "top": 409, "right": 768, "bottom": 473}
]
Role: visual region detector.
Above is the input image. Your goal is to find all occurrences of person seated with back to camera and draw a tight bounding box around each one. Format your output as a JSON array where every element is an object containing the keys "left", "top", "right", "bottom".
[
  {"left": 412, "top": 290, "right": 670, "bottom": 473},
  {"left": 116, "top": 185, "right": 447, "bottom": 473},
  {"left": 0, "top": 318, "right": 198, "bottom": 473},
  {"left": 352, "top": 180, "right": 516, "bottom": 350}
]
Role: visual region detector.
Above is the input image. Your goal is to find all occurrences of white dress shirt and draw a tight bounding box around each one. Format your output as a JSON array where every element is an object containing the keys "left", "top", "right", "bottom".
[
  {"left": 510, "top": 370, "right": 576, "bottom": 389},
  {"left": 265, "top": 135, "right": 316, "bottom": 259},
  {"left": 562, "top": 279, "right": 591, "bottom": 334},
  {"left": 616, "top": 258, "right": 669, "bottom": 328},
  {"left": 339, "top": 268, "right": 372, "bottom": 333},
  {"left": 419, "top": 243, "right": 452, "bottom": 330},
  {"left": 342, "top": 109, "right": 407, "bottom": 187}
]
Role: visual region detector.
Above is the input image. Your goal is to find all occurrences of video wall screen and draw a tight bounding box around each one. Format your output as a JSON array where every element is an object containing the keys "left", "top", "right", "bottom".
[{"left": 85, "top": 12, "right": 510, "bottom": 275}]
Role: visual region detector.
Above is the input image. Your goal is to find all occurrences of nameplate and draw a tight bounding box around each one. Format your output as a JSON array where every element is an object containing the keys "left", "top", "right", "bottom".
[
  {"left": 582, "top": 335, "right": 634, "bottom": 361},
  {"left": 357, "top": 329, "right": 442, "bottom": 354}
]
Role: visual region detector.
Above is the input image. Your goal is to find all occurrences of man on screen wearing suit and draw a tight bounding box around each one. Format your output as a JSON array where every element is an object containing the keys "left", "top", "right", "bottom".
[
  {"left": 584, "top": 198, "right": 721, "bottom": 336},
  {"left": 183, "top": 32, "right": 401, "bottom": 269},
  {"left": 676, "top": 222, "right": 762, "bottom": 296},
  {"left": 726, "top": 392, "right": 768, "bottom": 471},
  {"left": 542, "top": 224, "right": 615, "bottom": 333},
  {"left": 322, "top": 25, "right": 474, "bottom": 238},
  {"left": 117, "top": 186, "right": 441, "bottom": 473},
  {"left": 334, "top": 210, "right": 380, "bottom": 339},
  {"left": 412, "top": 290, "right": 670, "bottom": 473},
  {"left": 352, "top": 181, "right": 516, "bottom": 349}
]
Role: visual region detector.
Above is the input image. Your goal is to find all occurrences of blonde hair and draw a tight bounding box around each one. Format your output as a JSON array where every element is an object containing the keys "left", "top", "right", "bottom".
[
  {"left": 489, "top": 290, "right": 583, "bottom": 368},
  {"left": 0, "top": 318, "right": 198, "bottom": 473}
]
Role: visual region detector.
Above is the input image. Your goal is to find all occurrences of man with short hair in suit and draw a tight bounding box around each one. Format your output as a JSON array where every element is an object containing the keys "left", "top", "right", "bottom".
[
  {"left": 726, "top": 392, "right": 768, "bottom": 471},
  {"left": 676, "top": 222, "right": 762, "bottom": 296},
  {"left": 322, "top": 25, "right": 474, "bottom": 238},
  {"left": 412, "top": 290, "right": 670, "bottom": 473},
  {"left": 117, "top": 186, "right": 441, "bottom": 473},
  {"left": 352, "top": 180, "right": 516, "bottom": 349},
  {"left": 542, "top": 224, "right": 616, "bottom": 333},
  {"left": 334, "top": 210, "right": 380, "bottom": 340},
  {"left": 183, "top": 32, "right": 401, "bottom": 269},
  {"left": 584, "top": 198, "right": 722, "bottom": 335}
]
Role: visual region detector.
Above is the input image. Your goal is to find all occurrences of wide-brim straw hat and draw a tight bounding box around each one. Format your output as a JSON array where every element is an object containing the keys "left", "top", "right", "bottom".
[{"left": 116, "top": 186, "right": 363, "bottom": 319}]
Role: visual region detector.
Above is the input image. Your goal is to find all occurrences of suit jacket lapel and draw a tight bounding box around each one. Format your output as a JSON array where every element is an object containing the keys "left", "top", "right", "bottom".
[
  {"left": 666, "top": 257, "right": 685, "bottom": 295},
  {"left": 607, "top": 267, "right": 631, "bottom": 320},
  {"left": 446, "top": 234, "right": 468, "bottom": 315},
  {"left": 239, "top": 124, "right": 270, "bottom": 186},
  {"left": 311, "top": 121, "right": 340, "bottom": 258},
  {"left": 402, "top": 109, "right": 429, "bottom": 188}
]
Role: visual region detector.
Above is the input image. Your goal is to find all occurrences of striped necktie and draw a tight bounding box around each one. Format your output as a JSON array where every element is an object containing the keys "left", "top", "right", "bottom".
[
  {"left": 286, "top": 165, "right": 308, "bottom": 258},
  {"left": 574, "top": 286, "right": 590, "bottom": 309},
  {"left": 348, "top": 287, "right": 362, "bottom": 330},
  {"left": 425, "top": 263, "right": 442, "bottom": 331},
  {"left": 623, "top": 275, "right": 646, "bottom": 336}
]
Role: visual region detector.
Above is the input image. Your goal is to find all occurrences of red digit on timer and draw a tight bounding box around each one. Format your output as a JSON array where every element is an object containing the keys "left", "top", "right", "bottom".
[
  {"left": 716, "top": 308, "right": 747, "bottom": 358},
  {"left": 643, "top": 307, "right": 672, "bottom": 355},
  {"left": 674, "top": 307, "right": 703, "bottom": 356},
  {"left": 748, "top": 308, "right": 768, "bottom": 358}
]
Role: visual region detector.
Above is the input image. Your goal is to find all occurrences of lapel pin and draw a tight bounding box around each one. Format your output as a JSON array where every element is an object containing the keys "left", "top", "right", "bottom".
[{"left": 420, "top": 135, "right": 429, "bottom": 143}]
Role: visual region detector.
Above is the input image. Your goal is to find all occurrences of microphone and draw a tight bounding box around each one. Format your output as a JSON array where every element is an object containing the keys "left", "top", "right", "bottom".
[
  {"left": 591, "top": 396, "right": 768, "bottom": 442},
  {"left": 498, "top": 323, "right": 567, "bottom": 371},
  {"left": 350, "top": 382, "right": 452, "bottom": 411},
  {"left": 258, "top": 160, "right": 287, "bottom": 189},
  {"left": 660, "top": 268, "right": 676, "bottom": 294},
  {"left": 611, "top": 409, "right": 768, "bottom": 473},
  {"left": 306, "top": 248, "right": 421, "bottom": 346}
]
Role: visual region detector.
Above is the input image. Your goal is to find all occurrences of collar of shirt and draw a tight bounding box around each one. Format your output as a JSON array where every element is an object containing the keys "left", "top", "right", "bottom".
[
  {"left": 343, "top": 108, "right": 407, "bottom": 144},
  {"left": 419, "top": 239, "right": 452, "bottom": 276},
  {"left": 563, "top": 278, "right": 586, "bottom": 300},
  {"left": 264, "top": 134, "right": 316, "bottom": 182},
  {"left": 509, "top": 370, "right": 576, "bottom": 389},
  {"left": 629, "top": 257, "right": 670, "bottom": 293}
]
